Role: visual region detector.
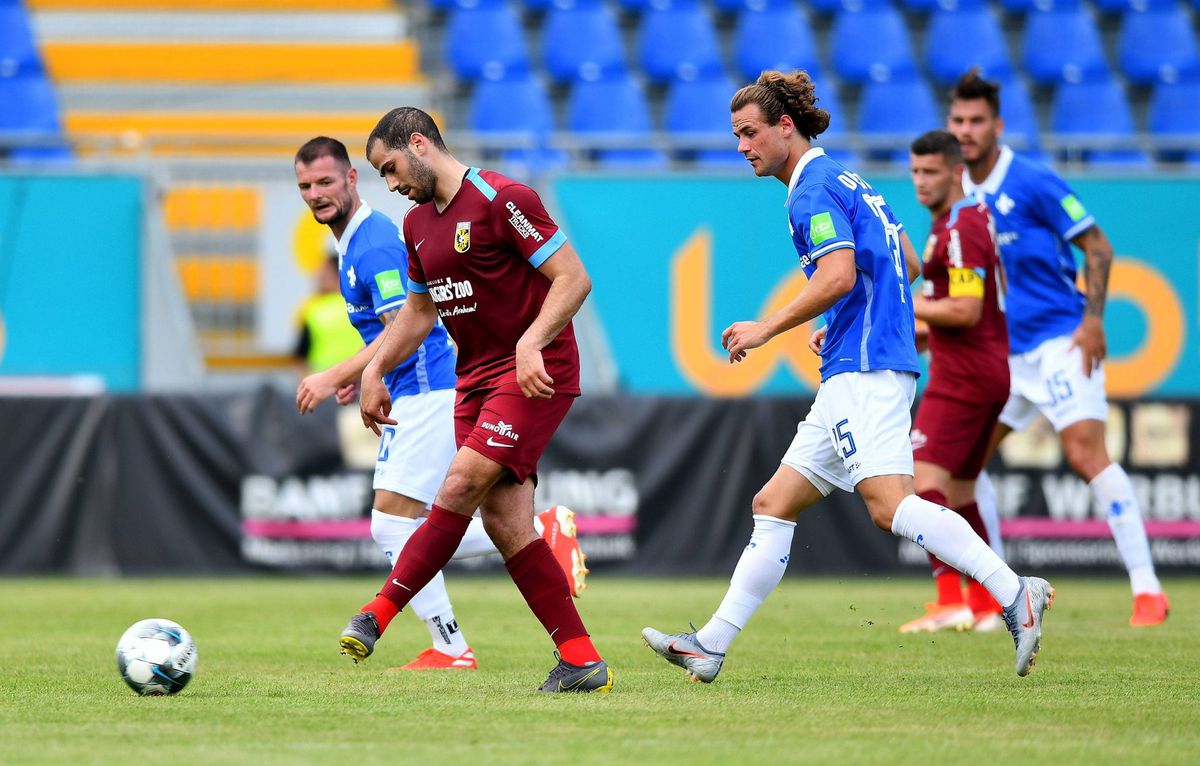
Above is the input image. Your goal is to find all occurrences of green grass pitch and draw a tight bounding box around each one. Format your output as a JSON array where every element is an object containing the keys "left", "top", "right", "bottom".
[{"left": 0, "top": 575, "right": 1196, "bottom": 765}]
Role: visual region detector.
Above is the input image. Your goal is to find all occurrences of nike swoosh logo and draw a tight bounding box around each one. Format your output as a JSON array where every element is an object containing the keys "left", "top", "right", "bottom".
[
  {"left": 415, "top": 239, "right": 425, "bottom": 251},
  {"left": 391, "top": 579, "right": 412, "bottom": 591},
  {"left": 1020, "top": 589, "right": 1035, "bottom": 629},
  {"left": 486, "top": 437, "right": 515, "bottom": 448},
  {"left": 666, "top": 642, "right": 706, "bottom": 659}
]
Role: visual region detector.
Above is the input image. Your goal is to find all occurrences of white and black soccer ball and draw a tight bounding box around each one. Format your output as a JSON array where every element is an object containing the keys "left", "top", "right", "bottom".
[{"left": 115, "top": 618, "right": 197, "bottom": 696}]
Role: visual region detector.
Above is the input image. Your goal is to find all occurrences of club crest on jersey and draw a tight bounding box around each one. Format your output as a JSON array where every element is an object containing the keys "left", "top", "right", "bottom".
[{"left": 454, "top": 221, "right": 471, "bottom": 253}]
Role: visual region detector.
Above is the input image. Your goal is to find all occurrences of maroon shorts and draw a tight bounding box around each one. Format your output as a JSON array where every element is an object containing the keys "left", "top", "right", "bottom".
[
  {"left": 911, "top": 393, "right": 1005, "bottom": 480},
  {"left": 454, "top": 382, "right": 576, "bottom": 484}
]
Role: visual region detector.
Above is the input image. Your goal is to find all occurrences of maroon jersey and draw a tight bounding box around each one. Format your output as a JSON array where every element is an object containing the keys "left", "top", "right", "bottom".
[
  {"left": 403, "top": 168, "right": 579, "bottom": 394},
  {"left": 921, "top": 198, "right": 1009, "bottom": 403}
]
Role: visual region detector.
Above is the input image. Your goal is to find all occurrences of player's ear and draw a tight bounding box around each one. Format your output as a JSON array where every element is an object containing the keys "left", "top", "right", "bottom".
[
  {"left": 993, "top": 114, "right": 1005, "bottom": 139},
  {"left": 346, "top": 166, "right": 358, "bottom": 186}
]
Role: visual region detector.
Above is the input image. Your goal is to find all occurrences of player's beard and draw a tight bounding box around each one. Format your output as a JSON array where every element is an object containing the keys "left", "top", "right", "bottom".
[
  {"left": 403, "top": 152, "right": 438, "bottom": 205},
  {"left": 311, "top": 194, "right": 351, "bottom": 228}
]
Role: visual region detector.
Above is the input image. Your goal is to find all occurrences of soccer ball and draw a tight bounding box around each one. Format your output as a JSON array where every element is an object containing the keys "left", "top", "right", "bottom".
[{"left": 115, "top": 618, "right": 198, "bottom": 696}]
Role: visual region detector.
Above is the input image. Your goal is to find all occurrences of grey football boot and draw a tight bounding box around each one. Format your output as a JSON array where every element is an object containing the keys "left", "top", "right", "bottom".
[
  {"left": 538, "top": 654, "right": 614, "bottom": 693},
  {"left": 1002, "top": 577, "right": 1056, "bottom": 677},
  {"left": 339, "top": 612, "right": 380, "bottom": 664},
  {"left": 641, "top": 626, "right": 725, "bottom": 683}
]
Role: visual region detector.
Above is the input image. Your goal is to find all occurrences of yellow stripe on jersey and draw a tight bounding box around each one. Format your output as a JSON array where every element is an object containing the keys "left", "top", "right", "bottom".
[{"left": 948, "top": 267, "right": 985, "bottom": 298}]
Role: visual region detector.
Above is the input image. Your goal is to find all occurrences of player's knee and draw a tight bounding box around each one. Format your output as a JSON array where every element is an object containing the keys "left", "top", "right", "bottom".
[
  {"left": 1062, "top": 438, "right": 1108, "bottom": 480},
  {"left": 868, "top": 505, "right": 896, "bottom": 532},
  {"left": 438, "top": 469, "right": 484, "bottom": 508},
  {"left": 752, "top": 488, "right": 798, "bottom": 521}
]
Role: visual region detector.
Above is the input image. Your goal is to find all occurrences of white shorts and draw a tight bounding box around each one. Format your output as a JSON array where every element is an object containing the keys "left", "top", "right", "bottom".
[
  {"left": 374, "top": 387, "right": 457, "bottom": 505},
  {"left": 999, "top": 334, "right": 1109, "bottom": 433},
  {"left": 782, "top": 370, "right": 917, "bottom": 496}
]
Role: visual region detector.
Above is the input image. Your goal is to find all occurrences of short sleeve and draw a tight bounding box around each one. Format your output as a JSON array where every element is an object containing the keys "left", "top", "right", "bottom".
[
  {"left": 402, "top": 215, "right": 428, "bottom": 294},
  {"left": 1029, "top": 167, "right": 1095, "bottom": 242},
  {"left": 789, "top": 183, "right": 855, "bottom": 260},
  {"left": 358, "top": 244, "right": 409, "bottom": 315},
  {"left": 493, "top": 183, "right": 566, "bottom": 268}
]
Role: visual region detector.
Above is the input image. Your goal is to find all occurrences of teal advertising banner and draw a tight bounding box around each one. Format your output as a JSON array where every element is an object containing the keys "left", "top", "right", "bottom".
[
  {"left": 552, "top": 174, "right": 1200, "bottom": 397},
  {"left": 0, "top": 175, "right": 142, "bottom": 390}
]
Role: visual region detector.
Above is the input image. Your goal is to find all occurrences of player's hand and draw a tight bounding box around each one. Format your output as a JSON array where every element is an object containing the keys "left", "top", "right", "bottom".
[
  {"left": 1069, "top": 315, "right": 1106, "bottom": 377},
  {"left": 335, "top": 382, "right": 359, "bottom": 406},
  {"left": 722, "top": 320, "right": 773, "bottom": 363},
  {"left": 296, "top": 370, "right": 338, "bottom": 415},
  {"left": 359, "top": 369, "right": 397, "bottom": 435},
  {"left": 808, "top": 326, "right": 827, "bottom": 356},
  {"left": 516, "top": 341, "right": 554, "bottom": 399}
]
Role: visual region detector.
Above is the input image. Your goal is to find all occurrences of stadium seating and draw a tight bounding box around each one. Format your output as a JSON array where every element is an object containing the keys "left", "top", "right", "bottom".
[
  {"left": 733, "top": 7, "right": 822, "bottom": 83},
  {"left": 0, "top": 74, "right": 61, "bottom": 133},
  {"left": 445, "top": 5, "right": 531, "bottom": 81},
  {"left": 638, "top": 3, "right": 723, "bottom": 83},
  {"left": 664, "top": 75, "right": 743, "bottom": 165},
  {"left": 996, "top": 75, "right": 1041, "bottom": 150},
  {"left": 1148, "top": 77, "right": 1200, "bottom": 162},
  {"left": 1093, "top": 0, "right": 1178, "bottom": 14},
  {"left": 712, "top": 0, "right": 794, "bottom": 14},
  {"left": 1051, "top": 77, "right": 1151, "bottom": 165},
  {"left": 567, "top": 74, "right": 668, "bottom": 166},
  {"left": 1118, "top": 7, "right": 1200, "bottom": 85},
  {"left": 470, "top": 75, "right": 566, "bottom": 171},
  {"left": 1023, "top": 6, "right": 1109, "bottom": 84},
  {"left": 831, "top": 6, "right": 917, "bottom": 84},
  {"left": 858, "top": 74, "right": 939, "bottom": 161},
  {"left": 0, "top": 5, "right": 43, "bottom": 77},
  {"left": 924, "top": 7, "right": 1013, "bottom": 84},
  {"left": 542, "top": 4, "right": 626, "bottom": 83}
]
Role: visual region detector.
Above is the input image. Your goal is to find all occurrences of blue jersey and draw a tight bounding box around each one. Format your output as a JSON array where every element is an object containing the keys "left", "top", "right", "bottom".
[
  {"left": 786, "top": 149, "right": 919, "bottom": 381},
  {"left": 337, "top": 204, "right": 456, "bottom": 398},
  {"left": 963, "top": 146, "right": 1094, "bottom": 354}
]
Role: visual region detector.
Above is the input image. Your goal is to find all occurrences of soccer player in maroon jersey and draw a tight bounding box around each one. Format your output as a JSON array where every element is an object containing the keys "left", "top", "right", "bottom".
[
  {"left": 900, "top": 130, "right": 1011, "bottom": 635},
  {"left": 337, "top": 107, "right": 612, "bottom": 693}
]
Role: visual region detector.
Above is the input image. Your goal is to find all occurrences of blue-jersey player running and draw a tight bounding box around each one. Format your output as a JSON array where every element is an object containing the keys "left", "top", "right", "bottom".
[
  {"left": 292, "top": 137, "right": 585, "bottom": 671},
  {"left": 948, "top": 70, "right": 1168, "bottom": 627},
  {"left": 642, "top": 71, "right": 1053, "bottom": 681}
]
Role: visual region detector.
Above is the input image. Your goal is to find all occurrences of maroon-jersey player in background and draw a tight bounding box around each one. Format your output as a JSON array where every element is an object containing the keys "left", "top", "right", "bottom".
[{"left": 902, "top": 130, "right": 1011, "bottom": 635}]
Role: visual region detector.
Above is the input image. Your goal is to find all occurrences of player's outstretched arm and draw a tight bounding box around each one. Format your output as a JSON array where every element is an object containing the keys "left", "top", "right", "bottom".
[
  {"left": 723, "top": 248, "right": 856, "bottom": 363},
  {"left": 296, "top": 309, "right": 399, "bottom": 415},
  {"left": 516, "top": 243, "right": 592, "bottom": 399},
  {"left": 359, "top": 294, "right": 438, "bottom": 434},
  {"left": 1071, "top": 224, "right": 1112, "bottom": 376}
]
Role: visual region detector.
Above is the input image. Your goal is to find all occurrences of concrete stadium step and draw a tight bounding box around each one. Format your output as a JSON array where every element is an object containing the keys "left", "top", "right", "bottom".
[
  {"left": 41, "top": 40, "right": 420, "bottom": 84},
  {"left": 31, "top": 11, "right": 405, "bottom": 41},
  {"left": 27, "top": 0, "right": 394, "bottom": 10},
  {"left": 56, "top": 84, "right": 416, "bottom": 113},
  {"left": 64, "top": 110, "right": 388, "bottom": 155}
]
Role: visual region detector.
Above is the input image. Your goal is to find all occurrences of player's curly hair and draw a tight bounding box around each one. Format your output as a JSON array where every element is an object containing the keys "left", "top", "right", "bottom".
[
  {"left": 950, "top": 68, "right": 1001, "bottom": 117},
  {"left": 367, "top": 107, "right": 449, "bottom": 156},
  {"left": 730, "top": 70, "right": 831, "bottom": 139}
]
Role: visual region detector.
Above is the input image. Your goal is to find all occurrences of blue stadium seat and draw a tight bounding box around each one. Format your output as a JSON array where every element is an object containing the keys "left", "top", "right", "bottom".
[
  {"left": 1093, "top": 0, "right": 1176, "bottom": 14},
  {"left": 523, "top": 0, "right": 605, "bottom": 11},
  {"left": 428, "top": 0, "right": 509, "bottom": 11},
  {"left": 664, "top": 76, "right": 740, "bottom": 165},
  {"left": 1022, "top": 7, "right": 1108, "bottom": 84},
  {"left": 1118, "top": 8, "right": 1199, "bottom": 86},
  {"left": 567, "top": 75, "right": 668, "bottom": 167},
  {"left": 639, "top": 4, "right": 723, "bottom": 83},
  {"left": 1000, "top": 0, "right": 1082, "bottom": 12},
  {"left": 831, "top": 7, "right": 917, "bottom": 84},
  {"left": 733, "top": 7, "right": 821, "bottom": 83},
  {"left": 542, "top": 5, "right": 626, "bottom": 83},
  {"left": 470, "top": 75, "right": 566, "bottom": 172},
  {"left": 712, "top": 0, "right": 793, "bottom": 14},
  {"left": 0, "top": 6, "right": 43, "bottom": 77},
  {"left": 0, "top": 74, "right": 71, "bottom": 163},
  {"left": 1148, "top": 78, "right": 1200, "bottom": 161},
  {"left": 925, "top": 9, "right": 1013, "bottom": 85},
  {"left": 445, "top": 5, "right": 531, "bottom": 81},
  {"left": 1051, "top": 78, "right": 1149, "bottom": 166},
  {"left": 858, "top": 74, "right": 939, "bottom": 161},
  {"left": 995, "top": 75, "right": 1041, "bottom": 150},
  {"left": 811, "top": 0, "right": 896, "bottom": 13}
]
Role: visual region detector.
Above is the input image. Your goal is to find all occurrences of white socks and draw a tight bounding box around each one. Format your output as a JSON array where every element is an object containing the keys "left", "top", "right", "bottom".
[
  {"left": 1091, "top": 463, "right": 1162, "bottom": 595},
  {"left": 699, "top": 515, "right": 796, "bottom": 653},
  {"left": 453, "top": 517, "right": 502, "bottom": 560},
  {"left": 891, "top": 495, "right": 1021, "bottom": 607},
  {"left": 370, "top": 510, "right": 469, "bottom": 656},
  {"left": 974, "top": 469, "right": 1005, "bottom": 558}
]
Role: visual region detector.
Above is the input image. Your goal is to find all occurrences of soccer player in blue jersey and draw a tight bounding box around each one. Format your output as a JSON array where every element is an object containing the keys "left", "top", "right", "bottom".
[
  {"left": 948, "top": 70, "right": 1169, "bottom": 627},
  {"left": 642, "top": 71, "right": 1054, "bottom": 681},
  {"left": 293, "top": 137, "right": 585, "bottom": 670}
]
